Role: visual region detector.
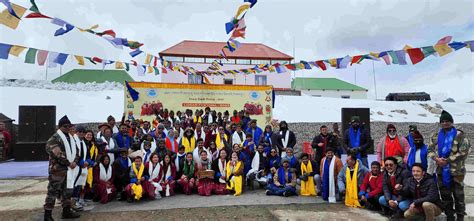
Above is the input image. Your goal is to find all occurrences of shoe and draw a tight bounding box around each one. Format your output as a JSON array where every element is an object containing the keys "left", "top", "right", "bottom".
[
  {"left": 44, "top": 209, "right": 54, "bottom": 221},
  {"left": 317, "top": 192, "right": 322, "bottom": 197},
  {"left": 265, "top": 190, "right": 270, "bottom": 195},
  {"left": 61, "top": 206, "right": 80, "bottom": 219},
  {"left": 283, "top": 191, "right": 289, "bottom": 197},
  {"left": 71, "top": 200, "right": 83, "bottom": 212}
]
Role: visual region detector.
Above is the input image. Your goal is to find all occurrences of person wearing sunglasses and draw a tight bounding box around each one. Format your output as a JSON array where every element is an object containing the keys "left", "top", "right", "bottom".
[
  {"left": 376, "top": 124, "right": 410, "bottom": 167},
  {"left": 378, "top": 157, "right": 411, "bottom": 219}
]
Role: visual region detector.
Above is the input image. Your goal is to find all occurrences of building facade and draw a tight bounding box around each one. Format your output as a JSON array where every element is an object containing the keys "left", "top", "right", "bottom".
[
  {"left": 292, "top": 77, "right": 368, "bottom": 99},
  {"left": 159, "top": 40, "right": 293, "bottom": 89}
]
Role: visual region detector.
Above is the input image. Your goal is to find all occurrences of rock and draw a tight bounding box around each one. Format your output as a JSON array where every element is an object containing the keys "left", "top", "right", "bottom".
[
  {"left": 106, "top": 96, "right": 111, "bottom": 100},
  {"left": 390, "top": 109, "right": 408, "bottom": 115},
  {"left": 417, "top": 113, "right": 427, "bottom": 117},
  {"left": 443, "top": 98, "right": 455, "bottom": 102},
  {"left": 435, "top": 103, "right": 443, "bottom": 109},
  {"left": 388, "top": 115, "right": 393, "bottom": 118},
  {"left": 377, "top": 111, "right": 384, "bottom": 116}
]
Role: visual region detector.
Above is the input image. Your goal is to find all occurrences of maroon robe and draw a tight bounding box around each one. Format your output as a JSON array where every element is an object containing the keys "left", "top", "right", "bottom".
[{"left": 93, "top": 164, "right": 117, "bottom": 204}]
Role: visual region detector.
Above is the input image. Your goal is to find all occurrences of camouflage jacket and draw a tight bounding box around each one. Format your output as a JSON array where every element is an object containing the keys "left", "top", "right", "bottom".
[
  {"left": 428, "top": 127, "right": 471, "bottom": 176},
  {"left": 46, "top": 132, "right": 80, "bottom": 176}
]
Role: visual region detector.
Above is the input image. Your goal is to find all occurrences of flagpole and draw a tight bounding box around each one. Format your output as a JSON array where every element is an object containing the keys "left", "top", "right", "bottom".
[
  {"left": 354, "top": 66, "right": 357, "bottom": 84},
  {"left": 45, "top": 60, "right": 48, "bottom": 81},
  {"left": 372, "top": 61, "right": 378, "bottom": 100}
]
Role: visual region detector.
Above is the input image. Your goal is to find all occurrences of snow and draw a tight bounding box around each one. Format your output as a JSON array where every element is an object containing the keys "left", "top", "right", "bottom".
[
  {"left": 1, "top": 86, "right": 473, "bottom": 124},
  {"left": 0, "top": 79, "right": 123, "bottom": 91}
]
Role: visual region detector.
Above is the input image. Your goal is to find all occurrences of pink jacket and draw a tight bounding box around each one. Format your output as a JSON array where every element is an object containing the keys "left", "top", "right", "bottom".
[{"left": 376, "top": 135, "right": 409, "bottom": 164}]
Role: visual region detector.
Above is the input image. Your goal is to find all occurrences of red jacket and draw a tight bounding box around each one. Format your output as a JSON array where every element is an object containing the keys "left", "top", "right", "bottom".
[{"left": 360, "top": 172, "right": 383, "bottom": 198}]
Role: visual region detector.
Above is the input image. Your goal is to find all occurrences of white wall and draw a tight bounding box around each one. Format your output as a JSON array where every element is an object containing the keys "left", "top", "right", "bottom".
[{"left": 300, "top": 89, "right": 368, "bottom": 99}]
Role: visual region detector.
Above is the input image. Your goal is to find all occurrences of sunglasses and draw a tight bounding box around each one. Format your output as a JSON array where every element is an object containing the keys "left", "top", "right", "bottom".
[
  {"left": 388, "top": 129, "right": 396, "bottom": 132},
  {"left": 385, "top": 163, "right": 394, "bottom": 167}
]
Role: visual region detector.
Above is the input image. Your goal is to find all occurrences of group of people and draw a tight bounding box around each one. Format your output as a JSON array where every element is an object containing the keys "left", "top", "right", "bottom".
[{"left": 43, "top": 107, "right": 471, "bottom": 221}]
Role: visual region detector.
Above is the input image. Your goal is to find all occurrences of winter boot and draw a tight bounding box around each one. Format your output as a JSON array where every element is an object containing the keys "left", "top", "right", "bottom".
[
  {"left": 61, "top": 206, "right": 80, "bottom": 219},
  {"left": 44, "top": 209, "right": 54, "bottom": 221}
]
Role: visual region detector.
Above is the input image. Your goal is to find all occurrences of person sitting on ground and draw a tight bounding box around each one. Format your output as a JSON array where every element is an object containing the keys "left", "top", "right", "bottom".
[
  {"left": 259, "top": 125, "right": 273, "bottom": 147},
  {"left": 125, "top": 156, "right": 154, "bottom": 202},
  {"left": 212, "top": 149, "right": 229, "bottom": 195},
  {"left": 175, "top": 145, "right": 186, "bottom": 178},
  {"left": 93, "top": 155, "right": 116, "bottom": 204},
  {"left": 114, "top": 123, "right": 132, "bottom": 150},
  {"left": 297, "top": 153, "right": 320, "bottom": 196},
  {"left": 246, "top": 119, "right": 263, "bottom": 146},
  {"left": 196, "top": 150, "right": 215, "bottom": 196},
  {"left": 226, "top": 151, "right": 244, "bottom": 196},
  {"left": 320, "top": 148, "right": 344, "bottom": 203},
  {"left": 281, "top": 147, "right": 298, "bottom": 169},
  {"left": 377, "top": 124, "right": 410, "bottom": 166},
  {"left": 178, "top": 152, "right": 197, "bottom": 195},
  {"left": 265, "top": 148, "right": 281, "bottom": 184},
  {"left": 337, "top": 152, "right": 369, "bottom": 208},
  {"left": 193, "top": 138, "right": 211, "bottom": 164},
  {"left": 160, "top": 154, "right": 177, "bottom": 197},
  {"left": 208, "top": 141, "right": 219, "bottom": 162},
  {"left": 247, "top": 144, "right": 269, "bottom": 189},
  {"left": 146, "top": 153, "right": 163, "bottom": 199},
  {"left": 407, "top": 130, "right": 428, "bottom": 171},
  {"left": 378, "top": 157, "right": 412, "bottom": 218},
  {"left": 156, "top": 138, "right": 174, "bottom": 162},
  {"left": 112, "top": 148, "right": 131, "bottom": 201},
  {"left": 401, "top": 163, "right": 443, "bottom": 221},
  {"left": 358, "top": 161, "right": 383, "bottom": 210},
  {"left": 141, "top": 141, "right": 153, "bottom": 163},
  {"left": 266, "top": 158, "right": 297, "bottom": 197}
]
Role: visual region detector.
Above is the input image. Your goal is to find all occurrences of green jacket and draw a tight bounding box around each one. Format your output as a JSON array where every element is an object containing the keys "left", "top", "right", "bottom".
[
  {"left": 45, "top": 132, "right": 80, "bottom": 176},
  {"left": 428, "top": 127, "right": 471, "bottom": 177}
]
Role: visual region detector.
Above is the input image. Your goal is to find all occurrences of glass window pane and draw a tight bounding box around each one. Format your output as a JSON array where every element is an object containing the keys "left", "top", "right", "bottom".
[
  {"left": 163, "top": 56, "right": 184, "bottom": 62},
  {"left": 184, "top": 57, "right": 205, "bottom": 63},
  {"left": 221, "top": 59, "right": 236, "bottom": 64},
  {"left": 251, "top": 59, "right": 270, "bottom": 65},
  {"left": 236, "top": 59, "right": 251, "bottom": 65}
]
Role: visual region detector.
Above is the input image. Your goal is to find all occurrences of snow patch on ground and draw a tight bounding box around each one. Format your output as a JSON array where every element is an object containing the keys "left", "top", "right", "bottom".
[
  {"left": 1, "top": 87, "right": 473, "bottom": 124},
  {"left": 0, "top": 79, "right": 122, "bottom": 91}
]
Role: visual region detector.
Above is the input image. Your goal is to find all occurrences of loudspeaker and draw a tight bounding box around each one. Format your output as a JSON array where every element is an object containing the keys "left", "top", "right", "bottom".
[
  {"left": 341, "top": 108, "right": 373, "bottom": 153},
  {"left": 14, "top": 142, "right": 48, "bottom": 161},
  {"left": 18, "top": 106, "right": 56, "bottom": 143}
]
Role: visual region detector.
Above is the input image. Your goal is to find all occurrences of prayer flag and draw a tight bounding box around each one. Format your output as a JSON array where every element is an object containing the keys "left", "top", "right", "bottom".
[
  {"left": 51, "top": 18, "right": 74, "bottom": 36},
  {"left": 29, "top": 0, "right": 40, "bottom": 13},
  {"left": 85, "top": 57, "right": 96, "bottom": 65},
  {"left": 467, "top": 41, "right": 474, "bottom": 52},
  {"left": 225, "top": 20, "right": 235, "bottom": 34},
  {"left": 137, "top": 65, "right": 146, "bottom": 76},
  {"left": 328, "top": 58, "right": 337, "bottom": 67},
  {"left": 364, "top": 54, "right": 379, "bottom": 61},
  {"left": 129, "top": 49, "right": 143, "bottom": 57},
  {"left": 406, "top": 48, "right": 424, "bottom": 65},
  {"left": 153, "top": 66, "right": 159, "bottom": 75},
  {"left": 96, "top": 29, "right": 116, "bottom": 38},
  {"left": 92, "top": 57, "right": 103, "bottom": 63},
  {"left": 145, "top": 54, "right": 151, "bottom": 64},
  {"left": 338, "top": 55, "right": 352, "bottom": 68},
  {"left": 161, "top": 67, "right": 167, "bottom": 74},
  {"left": 0, "top": 3, "right": 26, "bottom": 29},
  {"left": 125, "top": 63, "right": 130, "bottom": 71},
  {"left": 448, "top": 42, "right": 466, "bottom": 51},
  {"left": 115, "top": 61, "right": 124, "bottom": 69},
  {"left": 126, "top": 41, "right": 143, "bottom": 50},
  {"left": 74, "top": 55, "right": 84, "bottom": 65},
  {"left": 275, "top": 64, "right": 286, "bottom": 73},
  {"left": 244, "top": 0, "right": 257, "bottom": 8},
  {"left": 0, "top": 43, "right": 12, "bottom": 59},
  {"left": 25, "top": 12, "right": 51, "bottom": 19},
  {"left": 295, "top": 63, "right": 305, "bottom": 70},
  {"left": 421, "top": 46, "right": 436, "bottom": 57},
  {"left": 231, "top": 27, "right": 246, "bottom": 38},
  {"left": 394, "top": 50, "right": 407, "bottom": 65},
  {"left": 378, "top": 52, "right": 391, "bottom": 65},
  {"left": 78, "top": 24, "right": 99, "bottom": 32},
  {"left": 8, "top": 45, "right": 26, "bottom": 56},
  {"left": 437, "top": 36, "right": 452, "bottom": 45},
  {"left": 48, "top": 52, "right": 59, "bottom": 68},
  {"left": 351, "top": 55, "right": 363, "bottom": 65},
  {"left": 235, "top": 3, "right": 250, "bottom": 19},
  {"left": 434, "top": 44, "right": 453, "bottom": 57},
  {"left": 316, "top": 60, "right": 326, "bottom": 70},
  {"left": 387, "top": 51, "right": 399, "bottom": 64},
  {"left": 36, "top": 50, "right": 48, "bottom": 65},
  {"left": 54, "top": 53, "right": 68, "bottom": 65},
  {"left": 147, "top": 66, "right": 153, "bottom": 73},
  {"left": 125, "top": 81, "right": 139, "bottom": 101},
  {"left": 103, "top": 36, "right": 124, "bottom": 49},
  {"left": 131, "top": 60, "right": 138, "bottom": 66},
  {"left": 285, "top": 64, "right": 296, "bottom": 71},
  {"left": 0, "top": 0, "right": 21, "bottom": 19},
  {"left": 24, "top": 48, "right": 37, "bottom": 64}
]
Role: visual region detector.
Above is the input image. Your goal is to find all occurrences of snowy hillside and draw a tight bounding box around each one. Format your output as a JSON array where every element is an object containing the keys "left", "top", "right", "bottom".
[{"left": 1, "top": 86, "right": 473, "bottom": 124}]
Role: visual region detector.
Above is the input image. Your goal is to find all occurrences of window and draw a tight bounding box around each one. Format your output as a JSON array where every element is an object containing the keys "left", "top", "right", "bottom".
[
  {"left": 221, "top": 59, "right": 236, "bottom": 64},
  {"left": 188, "top": 74, "right": 202, "bottom": 84},
  {"left": 251, "top": 59, "right": 270, "bottom": 65},
  {"left": 236, "top": 59, "right": 251, "bottom": 65},
  {"left": 341, "top": 95, "right": 350, "bottom": 99},
  {"left": 224, "top": 79, "right": 233, "bottom": 85},
  {"left": 271, "top": 60, "right": 290, "bottom": 65},
  {"left": 255, "top": 75, "right": 267, "bottom": 85},
  {"left": 162, "top": 56, "right": 184, "bottom": 62},
  {"left": 184, "top": 57, "right": 205, "bottom": 63}
]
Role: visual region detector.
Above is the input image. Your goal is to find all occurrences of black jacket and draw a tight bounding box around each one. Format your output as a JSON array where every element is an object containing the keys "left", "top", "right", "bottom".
[
  {"left": 382, "top": 166, "right": 411, "bottom": 202},
  {"left": 401, "top": 174, "right": 442, "bottom": 208},
  {"left": 296, "top": 160, "right": 320, "bottom": 179},
  {"left": 274, "top": 130, "right": 297, "bottom": 154},
  {"left": 343, "top": 127, "right": 371, "bottom": 157},
  {"left": 311, "top": 133, "right": 337, "bottom": 165}
]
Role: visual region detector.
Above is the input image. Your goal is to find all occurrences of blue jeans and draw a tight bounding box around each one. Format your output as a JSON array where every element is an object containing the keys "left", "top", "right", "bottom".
[
  {"left": 378, "top": 195, "right": 411, "bottom": 211},
  {"left": 266, "top": 184, "right": 297, "bottom": 196}
]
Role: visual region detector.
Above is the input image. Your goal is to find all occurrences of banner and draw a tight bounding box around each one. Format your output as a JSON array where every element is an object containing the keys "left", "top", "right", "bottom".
[{"left": 124, "top": 82, "right": 273, "bottom": 128}]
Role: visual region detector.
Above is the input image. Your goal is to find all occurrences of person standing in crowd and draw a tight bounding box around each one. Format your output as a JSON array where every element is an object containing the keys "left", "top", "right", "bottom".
[
  {"left": 107, "top": 115, "right": 119, "bottom": 134},
  {"left": 359, "top": 161, "right": 383, "bottom": 210},
  {"left": 194, "top": 123, "right": 206, "bottom": 143},
  {"left": 156, "top": 138, "right": 174, "bottom": 162},
  {"left": 247, "top": 144, "right": 268, "bottom": 189},
  {"left": 205, "top": 122, "right": 218, "bottom": 147},
  {"left": 178, "top": 152, "right": 197, "bottom": 195},
  {"left": 343, "top": 116, "right": 370, "bottom": 168},
  {"left": 152, "top": 123, "right": 167, "bottom": 140},
  {"left": 165, "top": 130, "right": 179, "bottom": 154},
  {"left": 259, "top": 125, "right": 273, "bottom": 147},
  {"left": 297, "top": 153, "right": 320, "bottom": 196},
  {"left": 141, "top": 141, "right": 153, "bottom": 163},
  {"left": 402, "top": 163, "right": 443, "bottom": 221},
  {"left": 208, "top": 141, "right": 219, "bottom": 162},
  {"left": 96, "top": 123, "right": 109, "bottom": 140},
  {"left": 376, "top": 124, "right": 409, "bottom": 166},
  {"left": 246, "top": 119, "right": 263, "bottom": 146},
  {"left": 112, "top": 148, "right": 131, "bottom": 201},
  {"left": 226, "top": 151, "right": 244, "bottom": 196},
  {"left": 193, "top": 110, "right": 203, "bottom": 125},
  {"left": 276, "top": 121, "right": 296, "bottom": 158},
  {"left": 141, "top": 134, "right": 156, "bottom": 154},
  {"left": 407, "top": 130, "right": 428, "bottom": 171},
  {"left": 43, "top": 116, "right": 80, "bottom": 220},
  {"left": 99, "top": 126, "right": 118, "bottom": 166},
  {"left": 125, "top": 156, "right": 154, "bottom": 202},
  {"left": 93, "top": 155, "right": 116, "bottom": 204},
  {"left": 168, "top": 111, "right": 177, "bottom": 125},
  {"left": 406, "top": 125, "right": 418, "bottom": 149},
  {"left": 160, "top": 154, "right": 177, "bottom": 197},
  {"left": 181, "top": 128, "right": 196, "bottom": 153},
  {"left": 141, "top": 121, "right": 152, "bottom": 135},
  {"left": 114, "top": 124, "right": 132, "bottom": 150},
  {"left": 175, "top": 146, "right": 186, "bottom": 178},
  {"left": 0, "top": 122, "right": 11, "bottom": 160},
  {"left": 331, "top": 123, "right": 344, "bottom": 155},
  {"left": 337, "top": 153, "right": 369, "bottom": 208},
  {"left": 266, "top": 158, "right": 297, "bottom": 197},
  {"left": 320, "top": 148, "right": 343, "bottom": 203},
  {"left": 196, "top": 150, "right": 215, "bottom": 196},
  {"left": 231, "top": 110, "right": 240, "bottom": 124},
  {"left": 241, "top": 111, "right": 251, "bottom": 131},
  {"left": 212, "top": 149, "right": 229, "bottom": 195},
  {"left": 379, "top": 157, "right": 412, "bottom": 218},
  {"left": 312, "top": 125, "right": 337, "bottom": 165},
  {"left": 232, "top": 124, "right": 246, "bottom": 147},
  {"left": 216, "top": 126, "right": 231, "bottom": 154},
  {"left": 428, "top": 110, "right": 471, "bottom": 221},
  {"left": 129, "top": 121, "right": 139, "bottom": 138}
]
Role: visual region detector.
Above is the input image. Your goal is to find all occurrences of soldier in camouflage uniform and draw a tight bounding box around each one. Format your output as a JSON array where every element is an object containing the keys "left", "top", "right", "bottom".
[
  {"left": 428, "top": 110, "right": 471, "bottom": 221},
  {"left": 43, "top": 116, "right": 81, "bottom": 221}
]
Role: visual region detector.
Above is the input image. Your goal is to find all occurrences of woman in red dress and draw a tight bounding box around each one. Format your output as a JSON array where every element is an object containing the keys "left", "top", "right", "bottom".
[
  {"left": 159, "top": 154, "right": 177, "bottom": 197},
  {"left": 93, "top": 155, "right": 116, "bottom": 204},
  {"left": 177, "top": 152, "right": 196, "bottom": 195}
]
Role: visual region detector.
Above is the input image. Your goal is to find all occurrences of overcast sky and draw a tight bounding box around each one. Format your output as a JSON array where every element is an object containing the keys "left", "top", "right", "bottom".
[{"left": 0, "top": 0, "right": 473, "bottom": 101}]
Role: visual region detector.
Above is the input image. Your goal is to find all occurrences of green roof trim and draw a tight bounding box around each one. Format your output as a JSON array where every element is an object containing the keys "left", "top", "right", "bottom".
[
  {"left": 52, "top": 69, "right": 134, "bottom": 84},
  {"left": 291, "top": 78, "right": 367, "bottom": 91}
]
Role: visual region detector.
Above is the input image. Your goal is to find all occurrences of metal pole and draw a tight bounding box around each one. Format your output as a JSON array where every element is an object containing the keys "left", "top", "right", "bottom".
[
  {"left": 372, "top": 61, "right": 378, "bottom": 100},
  {"left": 354, "top": 66, "right": 357, "bottom": 84},
  {"left": 45, "top": 60, "right": 48, "bottom": 80}
]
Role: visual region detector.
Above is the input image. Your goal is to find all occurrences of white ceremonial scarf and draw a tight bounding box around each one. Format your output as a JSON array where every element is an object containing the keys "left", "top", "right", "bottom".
[
  {"left": 74, "top": 135, "right": 88, "bottom": 187},
  {"left": 194, "top": 128, "right": 206, "bottom": 142},
  {"left": 218, "top": 159, "right": 227, "bottom": 184},
  {"left": 280, "top": 130, "right": 290, "bottom": 158},
  {"left": 101, "top": 136, "right": 116, "bottom": 163},
  {"left": 99, "top": 163, "right": 112, "bottom": 182},
  {"left": 193, "top": 147, "right": 210, "bottom": 164},
  {"left": 175, "top": 152, "right": 186, "bottom": 172},
  {"left": 57, "top": 129, "right": 78, "bottom": 189},
  {"left": 162, "top": 162, "right": 172, "bottom": 196}
]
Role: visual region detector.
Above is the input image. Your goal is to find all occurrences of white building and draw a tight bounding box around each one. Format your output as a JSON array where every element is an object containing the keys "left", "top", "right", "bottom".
[{"left": 292, "top": 77, "right": 368, "bottom": 99}]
